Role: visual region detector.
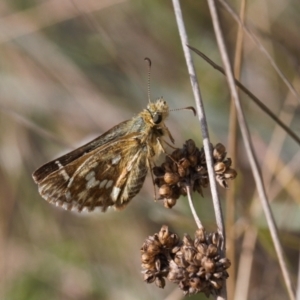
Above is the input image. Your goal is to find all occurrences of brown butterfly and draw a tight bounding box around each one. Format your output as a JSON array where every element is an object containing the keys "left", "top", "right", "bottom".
[{"left": 32, "top": 98, "right": 175, "bottom": 212}]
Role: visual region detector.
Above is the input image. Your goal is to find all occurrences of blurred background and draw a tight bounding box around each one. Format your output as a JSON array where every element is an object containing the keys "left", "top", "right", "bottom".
[{"left": 0, "top": 0, "right": 299, "bottom": 299}]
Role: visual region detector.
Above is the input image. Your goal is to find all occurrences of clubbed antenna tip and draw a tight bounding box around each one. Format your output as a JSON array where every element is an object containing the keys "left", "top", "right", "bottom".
[{"left": 144, "top": 57, "right": 152, "bottom": 103}]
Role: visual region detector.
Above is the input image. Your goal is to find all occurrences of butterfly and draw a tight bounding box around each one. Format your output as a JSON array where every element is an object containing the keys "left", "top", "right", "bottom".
[{"left": 32, "top": 98, "right": 175, "bottom": 212}]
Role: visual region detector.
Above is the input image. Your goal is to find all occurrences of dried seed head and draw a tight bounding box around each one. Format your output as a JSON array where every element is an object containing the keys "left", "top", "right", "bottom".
[
  {"left": 153, "top": 140, "right": 237, "bottom": 209},
  {"left": 141, "top": 227, "right": 231, "bottom": 296}
]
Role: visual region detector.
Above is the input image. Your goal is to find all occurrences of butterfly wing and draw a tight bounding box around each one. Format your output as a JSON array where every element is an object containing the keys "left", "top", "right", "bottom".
[
  {"left": 32, "top": 118, "right": 143, "bottom": 182},
  {"left": 33, "top": 133, "right": 149, "bottom": 212}
]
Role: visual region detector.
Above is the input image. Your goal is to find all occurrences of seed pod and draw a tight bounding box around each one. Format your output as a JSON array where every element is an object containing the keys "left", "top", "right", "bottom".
[
  {"left": 213, "top": 143, "right": 226, "bottom": 161},
  {"left": 211, "top": 232, "right": 220, "bottom": 246},
  {"left": 144, "top": 239, "right": 161, "bottom": 255},
  {"left": 152, "top": 166, "right": 165, "bottom": 177},
  {"left": 216, "top": 175, "right": 228, "bottom": 189},
  {"left": 164, "top": 172, "right": 180, "bottom": 185},
  {"left": 158, "top": 225, "right": 170, "bottom": 245},
  {"left": 182, "top": 234, "right": 194, "bottom": 247},
  {"left": 207, "top": 244, "right": 218, "bottom": 258},
  {"left": 193, "top": 252, "right": 204, "bottom": 265},
  {"left": 174, "top": 252, "right": 185, "bottom": 267},
  {"left": 188, "top": 154, "right": 198, "bottom": 167},
  {"left": 177, "top": 184, "right": 186, "bottom": 195},
  {"left": 171, "top": 148, "right": 184, "bottom": 161},
  {"left": 210, "top": 279, "right": 223, "bottom": 289},
  {"left": 202, "top": 257, "right": 215, "bottom": 273},
  {"left": 162, "top": 162, "right": 173, "bottom": 173},
  {"left": 155, "top": 258, "right": 162, "bottom": 271},
  {"left": 179, "top": 157, "right": 191, "bottom": 169},
  {"left": 143, "top": 272, "right": 156, "bottom": 283},
  {"left": 214, "top": 162, "right": 226, "bottom": 174},
  {"left": 224, "top": 168, "right": 237, "bottom": 179},
  {"left": 196, "top": 243, "right": 207, "bottom": 255},
  {"left": 141, "top": 262, "right": 156, "bottom": 271},
  {"left": 164, "top": 198, "right": 177, "bottom": 209},
  {"left": 219, "top": 258, "right": 231, "bottom": 269},
  {"left": 155, "top": 276, "right": 165, "bottom": 288},
  {"left": 183, "top": 247, "right": 196, "bottom": 263},
  {"left": 154, "top": 177, "right": 165, "bottom": 188},
  {"left": 189, "top": 277, "right": 202, "bottom": 289},
  {"left": 178, "top": 166, "right": 186, "bottom": 177},
  {"left": 223, "top": 157, "right": 232, "bottom": 167},
  {"left": 186, "top": 139, "right": 196, "bottom": 155},
  {"left": 186, "top": 264, "right": 199, "bottom": 274},
  {"left": 171, "top": 245, "right": 181, "bottom": 254},
  {"left": 195, "top": 227, "right": 206, "bottom": 243},
  {"left": 197, "top": 267, "right": 206, "bottom": 277},
  {"left": 213, "top": 272, "right": 223, "bottom": 279},
  {"left": 141, "top": 253, "right": 155, "bottom": 264},
  {"left": 168, "top": 233, "right": 180, "bottom": 247},
  {"left": 159, "top": 184, "right": 172, "bottom": 198}
]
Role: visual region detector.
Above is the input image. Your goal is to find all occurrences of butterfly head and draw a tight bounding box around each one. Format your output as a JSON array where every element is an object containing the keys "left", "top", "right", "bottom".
[{"left": 146, "top": 98, "right": 169, "bottom": 125}]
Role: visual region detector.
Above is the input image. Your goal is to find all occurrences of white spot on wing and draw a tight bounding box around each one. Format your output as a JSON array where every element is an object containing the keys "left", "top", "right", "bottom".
[
  {"left": 99, "top": 179, "right": 108, "bottom": 188},
  {"left": 85, "top": 171, "right": 95, "bottom": 181},
  {"left": 110, "top": 186, "right": 121, "bottom": 202},
  {"left": 55, "top": 160, "right": 64, "bottom": 169},
  {"left": 111, "top": 155, "right": 121, "bottom": 165},
  {"left": 106, "top": 180, "right": 113, "bottom": 189},
  {"left": 86, "top": 176, "right": 100, "bottom": 189},
  {"left": 55, "top": 160, "right": 70, "bottom": 181},
  {"left": 66, "top": 191, "right": 71, "bottom": 200}
]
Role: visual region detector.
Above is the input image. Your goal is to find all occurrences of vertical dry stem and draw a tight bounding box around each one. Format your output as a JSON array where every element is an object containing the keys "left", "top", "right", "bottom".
[{"left": 207, "top": 1, "right": 295, "bottom": 299}]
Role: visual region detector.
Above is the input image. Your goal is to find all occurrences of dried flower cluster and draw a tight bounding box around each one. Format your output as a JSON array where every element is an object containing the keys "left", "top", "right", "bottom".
[
  {"left": 153, "top": 139, "right": 237, "bottom": 208},
  {"left": 141, "top": 225, "right": 230, "bottom": 297}
]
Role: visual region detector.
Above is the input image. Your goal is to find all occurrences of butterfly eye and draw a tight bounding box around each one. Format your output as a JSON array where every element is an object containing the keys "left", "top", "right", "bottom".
[{"left": 153, "top": 113, "right": 162, "bottom": 124}]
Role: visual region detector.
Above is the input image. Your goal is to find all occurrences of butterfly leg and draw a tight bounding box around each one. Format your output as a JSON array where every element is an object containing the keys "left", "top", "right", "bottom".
[
  {"left": 156, "top": 137, "right": 178, "bottom": 164},
  {"left": 164, "top": 124, "right": 175, "bottom": 144},
  {"left": 147, "top": 158, "right": 158, "bottom": 201}
]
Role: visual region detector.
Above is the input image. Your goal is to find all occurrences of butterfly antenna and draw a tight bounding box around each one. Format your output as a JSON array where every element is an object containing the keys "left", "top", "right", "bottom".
[
  {"left": 170, "top": 106, "right": 197, "bottom": 116},
  {"left": 144, "top": 57, "right": 152, "bottom": 103}
]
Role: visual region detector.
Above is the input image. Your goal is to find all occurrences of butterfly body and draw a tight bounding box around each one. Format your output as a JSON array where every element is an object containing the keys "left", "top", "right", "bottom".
[{"left": 33, "top": 98, "right": 173, "bottom": 212}]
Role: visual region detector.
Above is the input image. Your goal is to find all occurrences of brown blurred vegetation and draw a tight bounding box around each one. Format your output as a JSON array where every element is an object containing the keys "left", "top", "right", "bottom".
[{"left": 0, "top": 0, "right": 299, "bottom": 299}]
